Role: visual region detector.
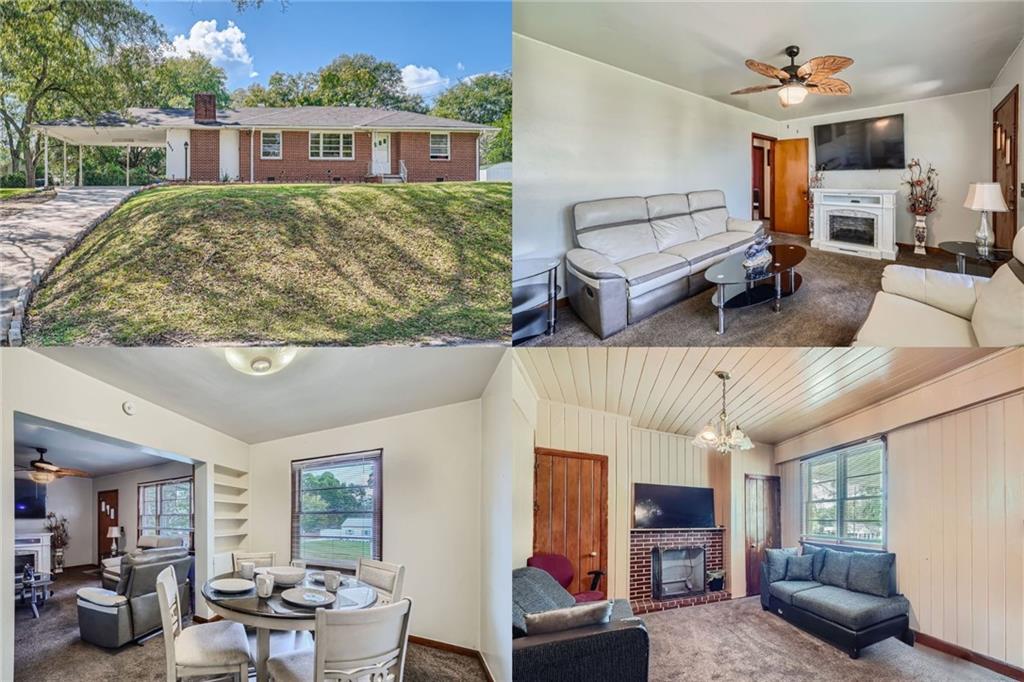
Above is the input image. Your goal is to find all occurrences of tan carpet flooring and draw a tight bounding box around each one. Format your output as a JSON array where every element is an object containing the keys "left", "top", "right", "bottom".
[
  {"left": 525, "top": 233, "right": 987, "bottom": 347},
  {"left": 14, "top": 566, "right": 487, "bottom": 681},
  {"left": 643, "top": 596, "right": 1009, "bottom": 681}
]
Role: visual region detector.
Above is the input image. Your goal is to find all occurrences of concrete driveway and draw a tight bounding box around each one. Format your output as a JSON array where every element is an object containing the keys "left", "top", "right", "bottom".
[{"left": 1, "top": 187, "right": 138, "bottom": 316}]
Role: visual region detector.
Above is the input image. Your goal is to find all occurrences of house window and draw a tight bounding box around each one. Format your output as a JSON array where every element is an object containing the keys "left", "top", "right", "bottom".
[
  {"left": 291, "top": 449, "right": 382, "bottom": 569},
  {"left": 310, "top": 132, "right": 354, "bottom": 160},
  {"left": 802, "top": 439, "right": 886, "bottom": 546},
  {"left": 429, "top": 132, "right": 450, "bottom": 160},
  {"left": 260, "top": 131, "right": 282, "bottom": 159},
  {"left": 138, "top": 476, "right": 194, "bottom": 548}
]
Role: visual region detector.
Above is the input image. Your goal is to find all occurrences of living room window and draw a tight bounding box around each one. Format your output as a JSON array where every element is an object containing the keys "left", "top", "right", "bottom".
[
  {"left": 429, "top": 132, "right": 450, "bottom": 160},
  {"left": 260, "top": 131, "right": 282, "bottom": 159},
  {"left": 309, "top": 131, "right": 354, "bottom": 160},
  {"left": 801, "top": 438, "right": 886, "bottom": 546},
  {"left": 291, "top": 449, "right": 382, "bottom": 570},
  {"left": 138, "top": 476, "right": 194, "bottom": 549}
]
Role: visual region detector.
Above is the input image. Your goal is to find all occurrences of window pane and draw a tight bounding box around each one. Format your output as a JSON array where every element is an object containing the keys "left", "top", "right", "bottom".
[
  {"left": 341, "top": 134, "right": 353, "bottom": 158},
  {"left": 810, "top": 481, "right": 836, "bottom": 501},
  {"left": 846, "top": 448, "right": 882, "bottom": 477},
  {"left": 141, "top": 500, "right": 157, "bottom": 516},
  {"left": 262, "top": 132, "right": 281, "bottom": 157},
  {"left": 844, "top": 520, "right": 883, "bottom": 542},
  {"left": 846, "top": 472, "right": 882, "bottom": 498},
  {"left": 809, "top": 457, "right": 836, "bottom": 483}
]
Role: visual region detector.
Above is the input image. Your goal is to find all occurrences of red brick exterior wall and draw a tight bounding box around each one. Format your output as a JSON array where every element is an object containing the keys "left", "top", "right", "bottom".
[
  {"left": 629, "top": 528, "right": 729, "bottom": 614},
  {"left": 239, "top": 130, "right": 372, "bottom": 183},
  {"left": 194, "top": 94, "right": 217, "bottom": 122},
  {"left": 397, "top": 132, "right": 478, "bottom": 182},
  {"left": 189, "top": 129, "right": 220, "bottom": 181}
]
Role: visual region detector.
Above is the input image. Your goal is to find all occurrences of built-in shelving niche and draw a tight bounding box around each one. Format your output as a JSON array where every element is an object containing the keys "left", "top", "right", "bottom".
[{"left": 212, "top": 463, "right": 250, "bottom": 556}]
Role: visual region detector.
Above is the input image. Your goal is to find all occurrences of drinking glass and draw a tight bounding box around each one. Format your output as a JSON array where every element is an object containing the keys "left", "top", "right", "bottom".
[
  {"left": 323, "top": 571, "right": 341, "bottom": 591},
  {"left": 239, "top": 561, "right": 256, "bottom": 580}
]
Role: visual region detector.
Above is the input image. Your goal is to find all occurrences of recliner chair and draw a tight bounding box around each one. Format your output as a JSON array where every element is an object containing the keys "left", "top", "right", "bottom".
[
  {"left": 77, "top": 547, "right": 193, "bottom": 648},
  {"left": 101, "top": 534, "right": 187, "bottom": 590}
]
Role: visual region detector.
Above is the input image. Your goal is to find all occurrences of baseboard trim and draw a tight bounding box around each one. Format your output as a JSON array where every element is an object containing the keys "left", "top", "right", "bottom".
[
  {"left": 408, "top": 636, "right": 494, "bottom": 682},
  {"left": 913, "top": 631, "right": 1024, "bottom": 681}
]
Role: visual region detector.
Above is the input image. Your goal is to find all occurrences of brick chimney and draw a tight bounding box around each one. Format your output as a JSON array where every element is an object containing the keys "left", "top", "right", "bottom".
[{"left": 193, "top": 93, "right": 217, "bottom": 123}]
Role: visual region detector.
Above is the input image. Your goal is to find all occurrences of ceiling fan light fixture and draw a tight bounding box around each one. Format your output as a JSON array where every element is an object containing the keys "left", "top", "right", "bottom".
[
  {"left": 778, "top": 82, "right": 808, "bottom": 106},
  {"left": 29, "top": 470, "right": 55, "bottom": 484},
  {"left": 225, "top": 348, "right": 298, "bottom": 376}
]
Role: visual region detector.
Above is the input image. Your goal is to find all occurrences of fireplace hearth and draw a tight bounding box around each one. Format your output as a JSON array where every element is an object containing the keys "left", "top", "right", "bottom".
[{"left": 652, "top": 545, "right": 705, "bottom": 599}]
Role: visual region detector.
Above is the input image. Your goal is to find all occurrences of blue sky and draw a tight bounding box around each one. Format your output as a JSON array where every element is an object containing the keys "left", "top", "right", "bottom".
[{"left": 136, "top": 1, "right": 511, "bottom": 99}]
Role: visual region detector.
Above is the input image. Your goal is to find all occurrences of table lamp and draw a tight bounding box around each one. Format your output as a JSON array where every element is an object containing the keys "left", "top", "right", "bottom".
[
  {"left": 106, "top": 526, "right": 120, "bottom": 555},
  {"left": 963, "top": 183, "right": 1008, "bottom": 254}
]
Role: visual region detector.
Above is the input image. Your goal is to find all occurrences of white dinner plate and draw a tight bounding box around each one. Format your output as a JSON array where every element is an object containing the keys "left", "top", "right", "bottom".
[
  {"left": 280, "top": 587, "right": 334, "bottom": 608},
  {"left": 210, "top": 578, "right": 255, "bottom": 593}
]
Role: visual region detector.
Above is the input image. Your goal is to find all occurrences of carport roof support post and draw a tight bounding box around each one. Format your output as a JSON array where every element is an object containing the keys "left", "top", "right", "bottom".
[
  {"left": 126, "top": 144, "right": 130, "bottom": 187},
  {"left": 43, "top": 132, "right": 48, "bottom": 187}
]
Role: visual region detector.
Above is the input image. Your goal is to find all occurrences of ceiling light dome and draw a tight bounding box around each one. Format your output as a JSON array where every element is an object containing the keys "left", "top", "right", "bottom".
[
  {"left": 778, "top": 82, "right": 808, "bottom": 106},
  {"left": 225, "top": 348, "right": 298, "bottom": 376}
]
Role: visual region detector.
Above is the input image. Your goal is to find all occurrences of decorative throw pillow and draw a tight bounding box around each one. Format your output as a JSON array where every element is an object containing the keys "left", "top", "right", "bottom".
[
  {"left": 524, "top": 600, "right": 613, "bottom": 636},
  {"left": 818, "top": 549, "right": 852, "bottom": 589},
  {"left": 785, "top": 554, "right": 814, "bottom": 581},
  {"left": 765, "top": 547, "right": 799, "bottom": 583},
  {"left": 847, "top": 552, "right": 895, "bottom": 597},
  {"left": 802, "top": 546, "right": 828, "bottom": 580}
]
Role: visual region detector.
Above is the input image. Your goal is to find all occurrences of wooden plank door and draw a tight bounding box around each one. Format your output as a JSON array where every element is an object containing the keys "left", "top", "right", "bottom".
[
  {"left": 533, "top": 447, "right": 608, "bottom": 595},
  {"left": 752, "top": 145, "right": 766, "bottom": 220},
  {"left": 97, "top": 489, "right": 119, "bottom": 560},
  {"left": 773, "top": 139, "right": 809, "bottom": 234},
  {"left": 993, "top": 86, "right": 1018, "bottom": 249},
  {"left": 745, "top": 474, "right": 781, "bottom": 597}
]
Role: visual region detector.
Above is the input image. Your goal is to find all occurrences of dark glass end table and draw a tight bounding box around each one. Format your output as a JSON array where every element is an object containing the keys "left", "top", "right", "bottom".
[
  {"left": 704, "top": 244, "right": 806, "bottom": 335},
  {"left": 938, "top": 241, "right": 1012, "bottom": 274},
  {"left": 513, "top": 257, "right": 560, "bottom": 344}
]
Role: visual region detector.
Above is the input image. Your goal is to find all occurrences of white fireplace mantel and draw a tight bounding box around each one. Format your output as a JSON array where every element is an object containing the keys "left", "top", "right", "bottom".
[
  {"left": 811, "top": 188, "right": 898, "bottom": 260},
  {"left": 14, "top": 533, "right": 52, "bottom": 575}
]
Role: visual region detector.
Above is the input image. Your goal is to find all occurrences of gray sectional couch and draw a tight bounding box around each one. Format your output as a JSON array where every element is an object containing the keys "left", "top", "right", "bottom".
[
  {"left": 760, "top": 542, "right": 914, "bottom": 658},
  {"left": 566, "top": 190, "right": 763, "bottom": 338}
]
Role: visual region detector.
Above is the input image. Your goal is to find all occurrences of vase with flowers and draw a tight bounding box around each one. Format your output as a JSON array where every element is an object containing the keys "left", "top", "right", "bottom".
[
  {"left": 44, "top": 512, "right": 69, "bottom": 574},
  {"left": 902, "top": 159, "right": 939, "bottom": 255}
]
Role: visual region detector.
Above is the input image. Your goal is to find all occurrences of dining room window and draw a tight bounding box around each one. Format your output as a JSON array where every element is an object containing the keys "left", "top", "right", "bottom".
[
  {"left": 291, "top": 449, "right": 382, "bottom": 570},
  {"left": 138, "top": 476, "right": 194, "bottom": 548}
]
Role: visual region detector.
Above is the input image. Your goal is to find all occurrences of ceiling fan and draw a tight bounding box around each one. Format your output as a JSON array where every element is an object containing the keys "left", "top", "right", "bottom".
[
  {"left": 15, "top": 447, "right": 91, "bottom": 484},
  {"left": 731, "top": 45, "right": 853, "bottom": 108}
]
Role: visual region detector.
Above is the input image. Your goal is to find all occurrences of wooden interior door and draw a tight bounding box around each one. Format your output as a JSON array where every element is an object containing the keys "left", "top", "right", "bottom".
[
  {"left": 533, "top": 447, "right": 608, "bottom": 595},
  {"left": 773, "top": 138, "right": 809, "bottom": 235},
  {"left": 993, "top": 85, "right": 1018, "bottom": 249},
  {"left": 752, "top": 145, "right": 766, "bottom": 220},
  {"left": 97, "top": 489, "right": 119, "bottom": 560},
  {"left": 744, "top": 474, "right": 781, "bottom": 597}
]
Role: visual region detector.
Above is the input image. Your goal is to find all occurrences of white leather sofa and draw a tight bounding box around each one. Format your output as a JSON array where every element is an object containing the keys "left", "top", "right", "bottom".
[
  {"left": 566, "top": 190, "right": 763, "bottom": 338},
  {"left": 854, "top": 228, "right": 1024, "bottom": 346}
]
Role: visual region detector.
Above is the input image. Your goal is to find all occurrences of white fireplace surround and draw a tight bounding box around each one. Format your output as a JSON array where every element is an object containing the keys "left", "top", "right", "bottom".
[
  {"left": 811, "top": 189, "right": 898, "bottom": 260},
  {"left": 14, "top": 533, "right": 52, "bottom": 576}
]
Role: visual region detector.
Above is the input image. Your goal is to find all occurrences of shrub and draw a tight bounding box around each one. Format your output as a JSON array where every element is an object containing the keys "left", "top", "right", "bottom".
[{"left": 1, "top": 172, "right": 26, "bottom": 188}]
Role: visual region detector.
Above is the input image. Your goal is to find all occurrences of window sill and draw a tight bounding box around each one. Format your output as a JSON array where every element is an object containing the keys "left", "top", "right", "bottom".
[
  {"left": 308, "top": 157, "right": 355, "bottom": 162},
  {"left": 801, "top": 537, "right": 887, "bottom": 551},
  {"left": 429, "top": 158, "right": 451, "bottom": 162},
  {"left": 260, "top": 156, "right": 282, "bottom": 161}
]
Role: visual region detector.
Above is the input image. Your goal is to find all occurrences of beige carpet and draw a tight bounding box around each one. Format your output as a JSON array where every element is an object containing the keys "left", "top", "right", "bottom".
[
  {"left": 15, "top": 566, "right": 487, "bottom": 681},
  {"left": 643, "top": 596, "right": 1009, "bottom": 681},
  {"left": 525, "top": 233, "right": 981, "bottom": 347}
]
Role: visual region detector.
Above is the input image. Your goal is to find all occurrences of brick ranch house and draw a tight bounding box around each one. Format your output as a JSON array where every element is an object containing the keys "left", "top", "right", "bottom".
[{"left": 34, "top": 93, "right": 496, "bottom": 184}]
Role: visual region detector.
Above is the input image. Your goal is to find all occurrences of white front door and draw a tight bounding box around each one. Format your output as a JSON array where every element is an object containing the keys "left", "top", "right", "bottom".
[{"left": 372, "top": 133, "right": 391, "bottom": 175}]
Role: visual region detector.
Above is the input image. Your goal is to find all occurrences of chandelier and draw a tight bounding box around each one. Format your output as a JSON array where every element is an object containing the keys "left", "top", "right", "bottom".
[{"left": 693, "top": 371, "right": 754, "bottom": 454}]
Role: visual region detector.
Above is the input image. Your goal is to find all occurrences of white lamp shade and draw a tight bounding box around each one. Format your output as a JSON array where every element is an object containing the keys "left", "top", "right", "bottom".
[
  {"left": 106, "top": 527, "right": 120, "bottom": 538},
  {"left": 963, "top": 183, "right": 1008, "bottom": 212},
  {"left": 778, "top": 83, "right": 808, "bottom": 106}
]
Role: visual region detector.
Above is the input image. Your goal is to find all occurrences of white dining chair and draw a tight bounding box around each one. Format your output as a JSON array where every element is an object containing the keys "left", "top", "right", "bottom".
[
  {"left": 356, "top": 558, "right": 405, "bottom": 605},
  {"left": 232, "top": 551, "right": 277, "bottom": 571},
  {"left": 266, "top": 599, "right": 412, "bottom": 682},
  {"left": 156, "top": 565, "right": 251, "bottom": 681}
]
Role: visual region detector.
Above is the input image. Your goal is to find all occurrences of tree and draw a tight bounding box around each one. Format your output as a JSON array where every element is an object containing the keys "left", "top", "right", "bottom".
[
  {"left": 148, "top": 55, "right": 230, "bottom": 109},
  {"left": 316, "top": 54, "right": 426, "bottom": 112},
  {"left": 298, "top": 471, "right": 370, "bottom": 534},
  {"left": 232, "top": 71, "right": 319, "bottom": 108},
  {"left": 431, "top": 72, "right": 512, "bottom": 164},
  {"left": 0, "top": 0, "right": 164, "bottom": 186}
]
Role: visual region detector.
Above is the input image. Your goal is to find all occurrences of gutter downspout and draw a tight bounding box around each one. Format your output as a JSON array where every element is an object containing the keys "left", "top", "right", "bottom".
[{"left": 249, "top": 127, "right": 255, "bottom": 184}]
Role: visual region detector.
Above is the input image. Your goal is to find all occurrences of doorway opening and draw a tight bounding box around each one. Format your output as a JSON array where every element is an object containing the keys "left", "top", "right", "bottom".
[
  {"left": 744, "top": 473, "right": 781, "bottom": 597},
  {"left": 752, "top": 133, "right": 776, "bottom": 230},
  {"left": 993, "top": 84, "right": 1018, "bottom": 250}
]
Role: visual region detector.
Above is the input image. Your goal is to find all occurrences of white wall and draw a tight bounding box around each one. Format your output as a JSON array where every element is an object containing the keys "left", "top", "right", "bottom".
[
  {"left": 779, "top": 90, "right": 991, "bottom": 247},
  {"left": 166, "top": 128, "right": 189, "bottom": 180},
  {"left": 219, "top": 129, "right": 239, "bottom": 181},
  {"left": 92, "top": 460, "right": 194, "bottom": 555},
  {"left": 991, "top": 36, "right": 1024, "bottom": 230},
  {"left": 512, "top": 34, "right": 778, "bottom": 291},
  {"left": 14, "top": 474, "right": 94, "bottom": 567},
  {"left": 247, "top": 400, "right": 483, "bottom": 651},
  {"left": 510, "top": 354, "right": 538, "bottom": 571}
]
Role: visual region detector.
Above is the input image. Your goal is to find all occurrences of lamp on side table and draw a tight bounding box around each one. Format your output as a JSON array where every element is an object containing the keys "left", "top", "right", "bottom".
[{"left": 963, "top": 182, "right": 1008, "bottom": 254}]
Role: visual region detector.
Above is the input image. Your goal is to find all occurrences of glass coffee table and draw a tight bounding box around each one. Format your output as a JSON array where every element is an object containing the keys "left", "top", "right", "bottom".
[
  {"left": 704, "top": 244, "right": 806, "bottom": 335},
  {"left": 18, "top": 572, "right": 54, "bottom": 618},
  {"left": 938, "top": 241, "right": 1012, "bottom": 274}
]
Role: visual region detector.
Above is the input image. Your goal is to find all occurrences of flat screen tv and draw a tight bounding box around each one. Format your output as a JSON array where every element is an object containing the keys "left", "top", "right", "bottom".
[
  {"left": 813, "top": 114, "right": 905, "bottom": 170},
  {"left": 15, "top": 478, "right": 46, "bottom": 519},
  {"left": 633, "top": 483, "right": 714, "bottom": 529}
]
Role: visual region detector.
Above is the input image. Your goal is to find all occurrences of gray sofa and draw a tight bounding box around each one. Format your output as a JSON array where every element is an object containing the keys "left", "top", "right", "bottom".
[
  {"left": 101, "top": 534, "right": 187, "bottom": 590},
  {"left": 566, "top": 190, "right": 763, "bottom": 338},
  {"left": 760, "top": 542, "right": 913, "bottom": 658},
  {"left": 512, "top": 566, "right": 648, "bottom": 681},
  {"left": 77, "top": 547, "right": 193, "bottom": 648}
]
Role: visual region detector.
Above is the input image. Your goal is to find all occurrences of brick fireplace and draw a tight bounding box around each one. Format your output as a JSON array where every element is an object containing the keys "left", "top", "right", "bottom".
[{"left": 629, "top": 527, "right": 729, "bottom": 614}]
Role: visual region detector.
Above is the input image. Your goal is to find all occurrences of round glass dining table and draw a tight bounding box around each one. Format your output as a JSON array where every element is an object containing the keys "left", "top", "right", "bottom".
[{"left": 202, "top": 570, "right": 377, "bottom": 682}]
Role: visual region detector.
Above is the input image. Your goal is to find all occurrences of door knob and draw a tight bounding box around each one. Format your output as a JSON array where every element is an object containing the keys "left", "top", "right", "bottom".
[
  {"left": 587, "top": 551, "right": 597, "bottom": 557},
  {"left": 750, "top": 544, "right": 756, "bottom": 549}
]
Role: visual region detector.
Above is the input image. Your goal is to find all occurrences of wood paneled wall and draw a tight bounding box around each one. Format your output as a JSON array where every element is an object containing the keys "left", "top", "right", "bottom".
[
  {"left": 534, "top": 399, "right": 632, "bottom": 598},
  {"left": 630, "top": 427, "right": 710, "bottom": 486}
]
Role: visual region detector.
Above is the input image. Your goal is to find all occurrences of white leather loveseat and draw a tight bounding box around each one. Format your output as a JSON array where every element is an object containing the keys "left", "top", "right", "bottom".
[
  {"left": 854, "top": 228, "right": 1024, "bottom": 346},
  {"left": 565, "top": 190, "right": 763, "bottom": 338}
]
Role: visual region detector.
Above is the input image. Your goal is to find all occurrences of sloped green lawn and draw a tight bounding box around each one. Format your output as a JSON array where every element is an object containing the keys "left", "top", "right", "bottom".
[{"left": 26, "top": 182, "right": 511, "bottom": 345}]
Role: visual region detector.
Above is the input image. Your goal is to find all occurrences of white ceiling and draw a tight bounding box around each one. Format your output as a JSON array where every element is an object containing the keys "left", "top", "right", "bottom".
[
  {"left": 514, "top": 2, "right": 1024, "bottom": 120},
  {"left": 516, "top": 347, "right": 996, "bottom": 444},
  {"left": 34, "top": 348, "right": 505, "bottom": 444},
  {"left": 14, "top": 414, "right": 176, "bottom": 477}
]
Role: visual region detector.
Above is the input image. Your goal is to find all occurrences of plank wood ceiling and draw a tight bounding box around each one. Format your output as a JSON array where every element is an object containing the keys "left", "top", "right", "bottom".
[{"left": 516, "top": 348, "right": 997, "bottom": 445}]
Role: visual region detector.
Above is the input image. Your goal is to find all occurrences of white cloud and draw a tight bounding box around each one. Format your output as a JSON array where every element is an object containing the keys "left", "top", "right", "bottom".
[
  {"left": 166, "top": 20, "right": 257, "bottom": 78},
  {"left": 456, "top": 61, "right": 465, "bottom": 72},
  {"left": 401, "top": 64, "right": 450, "bottom": 96},
  {"left": 460, "top": 70, "right": 500, "bottom": 84}
]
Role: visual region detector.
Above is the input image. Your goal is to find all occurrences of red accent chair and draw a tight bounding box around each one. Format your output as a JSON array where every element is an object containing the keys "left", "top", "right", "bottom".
[{"left": 527, "top": 553, "right": 605, "bottom": 602}]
